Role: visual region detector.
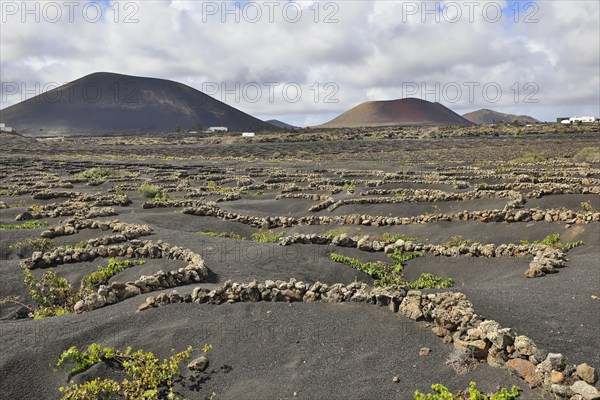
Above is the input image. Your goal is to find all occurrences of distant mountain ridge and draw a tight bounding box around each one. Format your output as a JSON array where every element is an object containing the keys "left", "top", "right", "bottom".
[
  {"left": 319, "top": 98, "right": 473, "bottom": 128},
  {"left": 462, "top": 109, "right": 540, "bottom": 124},
  {"left": 266, "top": 119, "right": 297, "bottom": 129},
  {"left": 0, "top": 72, "right": 276, "bottom": 136}
]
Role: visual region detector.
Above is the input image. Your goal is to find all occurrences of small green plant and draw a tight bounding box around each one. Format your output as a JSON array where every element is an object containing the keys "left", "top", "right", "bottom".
[
  {"left": 509, "top": 153, "right": 547, "bottom": 163},
  {"left": 76, "top": 167, "right": 127, "bottom": 181},
  {"left": 23, "top": 258, "right": 144, "bottom": 319},
  {"left": 564, "top": 240, "right": 585, "bottom": 250},
  {"left": 341, "top": 181, "right": 355, "bottom": 190},
  {"left": 0, "top": 189, "right": 18, "bottom": 196},
  {"left": 375, "top": 232, "right": 417, "bottom": 242},
  {"left": 29, "top": 204, "right": 45, "bottom": 214},
  {"left": 329, "top": 252, "right": 402, "bottom": 286},
  {"left": 139, "top": 183, "right": 160, "bottom": 199},
  {"left": 251, "top": 229, "right": 285, "bottom": 243},
  {"left": 205, "top": 180, "right": 240, "bottom": 195},
  {"left": 23, "top": 268, "right": 76, "bottom": 319},
  {"left": 81, "top": 258, "right": 145, "bottom": 288},
  {"left": 151, "top": 192, "right": 170, "bottom": 202},
  {"left": 74, "top": 240, "right": 89, "bottom": 250},
  {"left": 296, "top": 150, "right": 311, "bottom": 158},
  {"left": 55, "top": 343, "right": 194, "bottom": 400},
  {"left": 0, "top": 220, "right": 49, "bottom": 229},
  {"left": 9, "top": 238, "right": 56, "bottom": 252},
  {"left": 387, "top": 249, "right": 423, "bottom": 267},
  {"left": 414, "top": 381, "right": 521, "bottom": 400},
  {"left": 330, "top": 249, "right": 452, "bottom": 289},
  {"left": 196, "top": 231, "right": 245, "bottom": 240},
  {"left": 580, "top": 201, "right": 595, "bottom": 212},
  {"left": 408, "top": 273, "right": 454, "bottom": 290},
  {"left": 539, "top": 233, "right": 561, "bottom": 248},
  {"left": 324, "top": 229, "right": 347, "bottom": 238},
  {"left": 202, "top": 343, "right": 213, "bottom": 353},
  {"left": 520, "top": 233, "right": 584, "bottom": 250},
  {"left": 445, "top": 235, "right": 475, "bottom": 247},
  {"left": 394, "top": 191, "right": 407, "bottom": 200}
]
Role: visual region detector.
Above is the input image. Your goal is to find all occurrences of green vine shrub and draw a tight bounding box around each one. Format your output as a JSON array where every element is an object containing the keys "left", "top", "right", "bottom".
[
  {"left": 139, "top": 183, "right": 160, "bottom": 199},
  {"left": 0, "top": 220, "right": 49, "bottom": 230},
  {"left": 55, "top": 343, "right": 195, "bottom": 400},
  {"left": 414, "top": 382, "right": 521, "bottom": 400},
  {"left": 520, "top": 233, "right": 584, "bottom": 250},
  {"left": 9, "top": 238, "right": 56, "bottom": 252},
  {"left": 329, "top": 249, "right": 453, "bottom": 289},
  {"left": 23, "top": 258, "right": 145, "bottom": 319},
  {"left": 251, "top": 229, "right": 285, "bottom": 243}
]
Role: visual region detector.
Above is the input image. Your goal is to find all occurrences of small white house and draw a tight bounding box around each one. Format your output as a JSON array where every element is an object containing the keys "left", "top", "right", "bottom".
[
  {"left": 563, "top": 116, "right": 597, "bottom": 125},
  {"left": 241, "top": 132, "right": 255, "bottom": 137},
  {"left": 207, "top": 126, "right": 228, "bottom": 133},
  {"left": 0, "top": 123, "right": 13, "bottom": 132},
  {"left": 571, "top": 116, "right": 597, "bottom": 124}
]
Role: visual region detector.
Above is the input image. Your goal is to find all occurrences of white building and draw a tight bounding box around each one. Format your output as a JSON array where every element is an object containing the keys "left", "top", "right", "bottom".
[
  {"left": 241, "top": 132, "right": 255, "bottom": 137},
  {"left": 572, "top": 116, "right": 597, "bottom": 123},
  {"left": 207, "top": 126, "right": 228, "bottom": 133},
  {"left": 0, "top": 123, "right": 13, "bottom": 132},
  {"left": 563, "top": 116, "right": 597, "bottom": 125}
]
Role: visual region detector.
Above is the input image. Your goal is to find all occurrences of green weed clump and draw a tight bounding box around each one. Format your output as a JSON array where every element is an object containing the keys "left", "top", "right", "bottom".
[
  {"left": 509, "top": 153, "right": 547, "bottom": 163},
  {"left": 564, "top": 240, "right": 585, "bottom": 250},
  {"left": 324, "top": 229, "right": 347, "bottom": 238},
  {"left": 394, "top": 191, "right": 407, "bottom": 200},
  {"left": 9, "top": 238, "right": 56, "bottom": 252},
  {"left": 408, "top": 273, "right": 454, "bottom": 290},
  {"left": 55, "top": 343, "right": 196, "bottom": 400},
  {"left": 23, "top": 258, "right": 144, "bottom": 319},
  {"left": 414, "top": 382, "right": 521, "bottom": 400},
  {"left": 81, "top": 258, "right": 145, "bottom": 288},
  {"left": 520, "top": 233, "right": 584, "bottom": 250},
  {"left": 0, "top": 220, "right": 48, "bottom": 230},
  {"left": 0, "top": 189, "right": 18, "bottom": 196},
  {"left": 445, "top": 235, "right": 475, "bottom": 247},
  {"left": 330, "top": 249, "right": 453, "bottom": 289},
  {"left": 329, "top": 252, "right": 403, "bottom": 286},
  {"left": 76, "top": 167, "right": 128, "bottom": 181},
  {"left": 580, "top": 201, "right": 595, "bottom": 212},
  {"left": 151, "top": 192, "right": 170, "bottom": 202},
  {"left": 251, "top": 229, "right": 285, "bottom": 243},
  {"left": 139, "top": 183, "right": 160, "bottom": 199},
  {"left": 196, "top": 231, "right": 245, "bottom": 240},
  {"left": 375, "top": 232, "right": 417, "bottom": 242},
  {"left": 23, "top": 269, "right": 76, "bottom": 319}
]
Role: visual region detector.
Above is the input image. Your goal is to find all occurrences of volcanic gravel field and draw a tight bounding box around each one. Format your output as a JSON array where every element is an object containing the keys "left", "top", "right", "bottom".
[{"left": 1, "top": 128, "right": 599, "bottom": 400}]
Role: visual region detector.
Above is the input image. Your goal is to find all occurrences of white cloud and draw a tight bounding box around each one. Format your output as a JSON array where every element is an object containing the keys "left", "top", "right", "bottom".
[{"left": 1, "top": 0, "right": 598, "bottom": 126}]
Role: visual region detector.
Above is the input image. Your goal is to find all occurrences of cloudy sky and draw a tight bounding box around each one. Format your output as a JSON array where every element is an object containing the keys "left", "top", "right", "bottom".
[{"left": 1, "top": 0, "right": 599, "bottom": 126}]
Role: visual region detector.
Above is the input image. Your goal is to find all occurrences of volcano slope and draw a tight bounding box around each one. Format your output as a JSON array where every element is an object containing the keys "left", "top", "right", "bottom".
[
  {"left": 0, "top": 128, "right": 599, "bottom": 400},
  {"left": 0, "top": 72, "right": 275, "bottom": 136}
]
